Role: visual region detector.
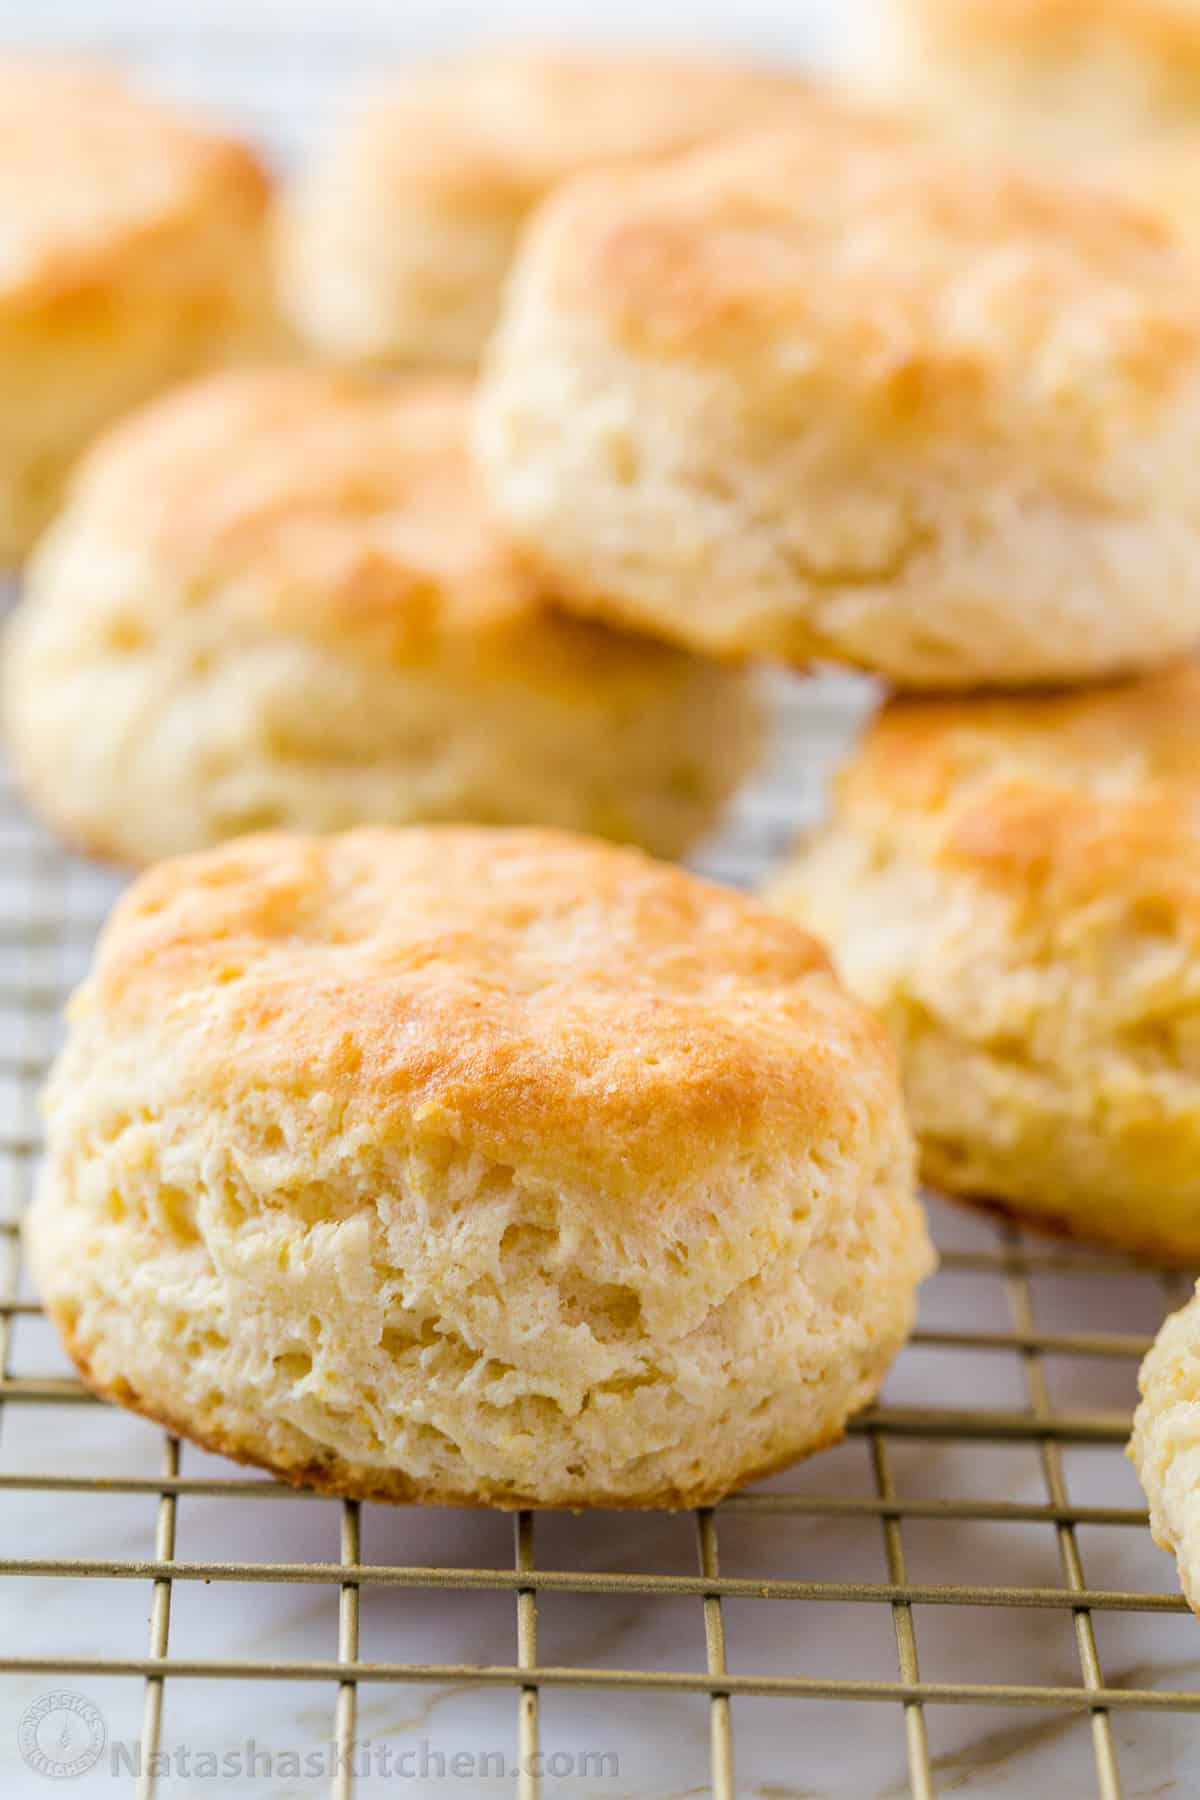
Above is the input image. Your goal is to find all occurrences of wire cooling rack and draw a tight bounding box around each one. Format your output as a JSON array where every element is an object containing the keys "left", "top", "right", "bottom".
[{"left": 0, "top": 669, "right": 1197, "bottom": 1799}]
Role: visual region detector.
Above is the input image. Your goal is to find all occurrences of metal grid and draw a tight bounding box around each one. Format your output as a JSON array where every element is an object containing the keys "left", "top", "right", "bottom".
[{"left": 0, "top": 673, "right": 1197, "bottom": 1797}]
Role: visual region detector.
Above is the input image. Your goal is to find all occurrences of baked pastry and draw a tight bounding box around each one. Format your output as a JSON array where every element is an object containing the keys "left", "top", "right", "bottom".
[
  {"left": 1106, "top": 131, "right": 1200, "bottom": 267},
  {"left": 275, "top": 46, "right": 816, "bottom": 367},
  {"left": 1, "top": 367, "right": 760, "bottom": 865},
  {"left": 476, "top": 121, "right": 1200, "bottom": 691},
  {"left": 26, "top": 826, "right": 934, "bottom": 1507},
  {"left": 1131, "top": 1289, "right": 1200, "bottom": 1612},
  {"left": 766, "top": 664, "right": 1200, "bottom": 1260},
  {"left": 861, "top": 0, "right": 1200, "bottom": 158},
  {"left": 0, "top": 58, "right": 275, "bottom": 562}
]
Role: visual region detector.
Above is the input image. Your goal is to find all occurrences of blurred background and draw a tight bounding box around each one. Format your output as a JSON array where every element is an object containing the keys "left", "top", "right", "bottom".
[{"left": 0, "top": 0, "right": 856, "bottom": 161}]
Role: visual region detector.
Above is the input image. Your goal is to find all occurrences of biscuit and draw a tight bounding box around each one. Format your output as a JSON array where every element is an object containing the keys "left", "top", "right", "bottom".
[
  {"left": 275, "top": 46, "right": 816, "bottom": 368},
  {"left": 1106, "top": 131, "right": 1200, "bottom": 267},
  {"left": 0, "top": 59, "right": 275, "bottom": 562},
  {"left": 1131, "top": 1288, "right": 1200, "bottom": 1612},
  {"left": 766, "top": 664, "right": 1200, "bottom": 1258},
  {"left": 1, "top": 367, "right": 760, "bottom": 865},
  {"left": 26, "top": 826, "right": 933, "bottom": 1508},
  {"left": 477, "top": 121, "right": 1200, "bottom": 691},
  {"left": 864, "top": 0, "right": 1200, "bottom": 157}
]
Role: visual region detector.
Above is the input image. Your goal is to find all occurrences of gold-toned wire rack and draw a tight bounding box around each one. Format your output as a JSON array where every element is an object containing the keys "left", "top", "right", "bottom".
[{"left": 1, "top": 668, "right": 1198, "bottom": 1799}]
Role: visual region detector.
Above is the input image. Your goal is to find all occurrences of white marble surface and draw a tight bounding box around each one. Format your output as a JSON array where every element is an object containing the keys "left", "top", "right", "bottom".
[{"left": 0, "top": 7, "right": 1197, "bottom": 1794}]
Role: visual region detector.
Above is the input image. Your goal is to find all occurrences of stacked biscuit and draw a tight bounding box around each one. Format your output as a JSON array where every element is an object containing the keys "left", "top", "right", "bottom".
[
  {"left": 821, "top": 0, "right": 1200, "bottom": 1612},
  {"left": 3, "top": 368, "right": 761, "bottom": 864},
  {"left": 469, "top": 103, "right": 1200, "bottom": 1270},
  {"left": 4, "top": 47, "right": 939, "bottom": 1512},
  {"left": 11, "top": 34, "right": 1200, "bottom": 1560},
  {"left": 1, "top": 46, "right": 852, "bottom": 862}
]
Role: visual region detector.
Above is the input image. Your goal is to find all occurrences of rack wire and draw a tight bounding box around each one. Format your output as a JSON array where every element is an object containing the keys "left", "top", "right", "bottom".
[{"left": 0, "top": 670, "right": 1197, "bottom": 1797}]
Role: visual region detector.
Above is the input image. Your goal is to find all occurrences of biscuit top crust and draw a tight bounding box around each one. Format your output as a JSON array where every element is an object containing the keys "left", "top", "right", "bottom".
[
  {"left": 525, "top": 120, "right": 1200, "bottom": 447},
  {"left": 908, "top": 0, "right": 1200, "bottom": 72},
  {"left": 79, "top": 827, "right": 904, "bottom": 1204},
  {"left": 835, "top": 663, "right": 1200, "bottom": 931},
  {"left": 58, "top": 368, "right": 564, "bottom": 654},
  {"left": 329, "top": 48, "right": 815, "bottom": 210},
  {"left": 0, "top": 59, "right": 271, "bottom": 307},
  {"left": 1107, "top": 130, "right": 1200, "bottom": 252}
]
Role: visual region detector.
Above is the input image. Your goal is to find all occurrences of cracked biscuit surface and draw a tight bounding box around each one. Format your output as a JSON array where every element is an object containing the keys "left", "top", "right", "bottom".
[
  {"left": 477, "top": 119, "right": 1200, "bottom": 689},
  {"left": 26, "top": 826, "right": 933, "bottom": 1507},
  {"left": 767, "top": 664, "right": 1200, "bottom": 1258},
  {"left": 2, "top": 366, "right": 760, "bottom": 864}
]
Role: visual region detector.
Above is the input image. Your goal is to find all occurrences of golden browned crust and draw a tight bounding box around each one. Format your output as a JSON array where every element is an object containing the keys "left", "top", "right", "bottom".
[
  {"left": 33, "top": 824, "right": 929, "bottom": 1508},
  {"left": 766, "top": 661, "right": 1200, "bottom": 1260},
  {"left": 56, "top": 367, "right": 542, "bottom": 649},
  {"left": 838, "top": 663, "right": 1200, "bottom": 941},
  {"left": 478, "top": 109, "right": 1200, "bottom": 687},
  {"left": 53, "top": 362, "right": 759, "bottom": 674},
  {"left": 876, "top": 0, "right": 1200, "bottom": 158},
  {"left": 536, "top": 121, "right": 1193, "bottom": 393},
  {"left": 0, "top": 58, "right": 272, "bottom": 311},
  {"left": 82, "top": 827, "right": 893, "bottom": 1210},
  {"left": 1105, "top": 130, "right": 1200, "bottom": 267},
  {"left": 277, "top": 55, "right": 911, "bottom": 369},
  {"left": 3, "top": 368, "right": 764, "bottom": 866},
  {"left": 910, "top": 0, "right": 1200, "bottom": 75}
]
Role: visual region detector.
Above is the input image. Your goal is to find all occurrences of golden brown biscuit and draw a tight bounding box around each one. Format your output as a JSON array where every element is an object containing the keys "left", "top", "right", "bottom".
[
  {"left": 0, "top": 58, "right": 276, "bottom": 561},
  {"left": 276, "top": 45, "right": 818, "bottom": 367},
  {"left": 1105, "top": 130, "right": 1200, "bottom": 266},
  {"left": 477, "top": 120, "right": 1200, "bottom": 690},
  {"left": 766, "top": 663, "right": 1200, "bottom": 1259},
  {"left": 26, "top": 826, "right": 933, "bottom": 1507},
  {"left": 866, "top": 0, "right": 1200, "bottom": 156},
  {"left": 1, "top": 366, "right": 761, "bottom": 864}
]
